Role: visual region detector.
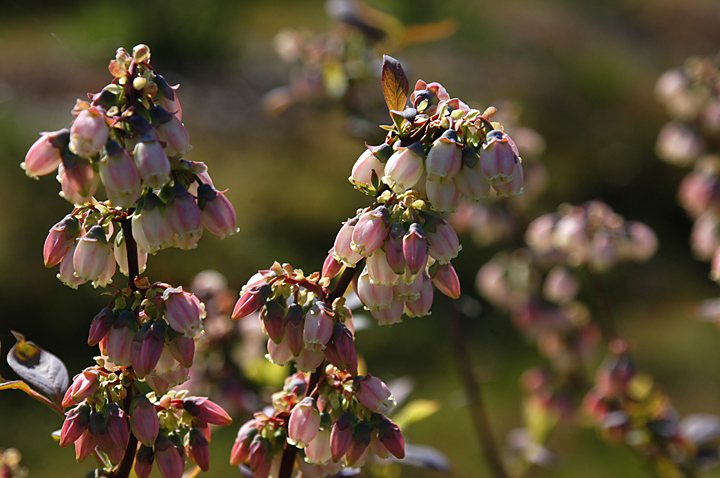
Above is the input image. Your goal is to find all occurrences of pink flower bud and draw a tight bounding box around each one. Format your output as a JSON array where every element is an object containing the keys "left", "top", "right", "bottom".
[
  {"left": 384, "top": 222, "right": 407, "bottom": 275},
  {"left": 69, "top": 107, "right": 109, "bottom": 157},
  {"left": 404, "top": 272, "right": 433, "bottom": 317},
  {"left": 543, "top": 266, "right": 579, "bottom": 304},
  {"left": 355, "top": 374, "right": 395, "bottom": 414},
  {"left": 345, "top": 422, "right": 371, "bottom": 467},
  {"left": 481, "top": 130, "right": 519, "bottom": 180},
  {"left": 180, "top": 396, "right": 233, "bottom": 425},
  {"left": 350, "top": 145, "right": 387, "bottom": 186},
  {"left": 136, "top": 193, "right": 174, "bottom": 253},
  {"left": 303, "top": 302, "right": 334, "bottom": 351},
  {"left": 62, "top": 369, "right": 100, "bottom": 408},
  {"left": 285, "top": 303, "right": 305, "bottom": 356},
  {"left": 60, "top": 156, "right": 99, "bottom": 200},
  {"left": 99, "top": 140, "right": 142, "bottom": 207},
  {"left": 426, "top": 217, "right": 461, "bottom": 264},
  {"left": 168, "top": 332, "right": 195, "bottom": 368},
  {"left": 197, "top": 183, "right": 238, "bottom": 238},
  {"left": 230, "top": 420, "right": 258, "bottom": 466},
  {"left": 322, "top": 248, "right": 344, "bottom": 279},
  {"left": 188, "top": 428, "right": 210, "bottom": 471},
  {"left": 232, "top": 282, "right": 272, "bottom": 320},
  {"left": 355, "top": 268, "right": 394, "bottom": 311},
  {"left": 135, "top": 445, "right": 155, "bottom": 478},
  {"left": 106, "top": 403, "right": 129, "bottom": 449},
  {"left": 382, "top": 143, "right": 424, "bottom": 192},
  {"left": 151, "top": 105, "right": 190, "bottom": 157},
  {"left": 351, "top": 206, "right": 390, "bottom": 257},
  {"left": 133, "top": 136, "right": 171, "bottom": 189},
  {"left": 294, "top": 348, "right": 325, "bottom": 372},
  {"left": 377, "top": 417, "right": 405, "bottom": 459},
  {"left": 366, "top": 248, "right": 400, "bottom": 286},
  {"left": 165, "top": 185, "right": 203, "bottom": 250},
  {"left": 330, "top": 411, "right": 354, "bottom": 461},
  {"left": 44, "top": 214, "right": 80, "bottom": 268},
  {"left": 104, "top": 310, "right": 138, "bottom": 365},
  {"left": 324, "top": 322, "right": 357, "bottom": 376},
  {"left": 431, "top": 262, "right": 461, "bottom": 299},
  {"left": 131, "top": 321, "right": 167, "bottom": 378},
  {"left": 426, "top": 130, "right": 462, "bottom": 181},
  {"left": 74, "top": 428, "right": 98, "bottom": 462},
  {"left": 73, "top": 225, "right": 114, "bottom": 283},
  {"left": 154, "top": 434, "right": 185, "bottom": 478},
  {"left": 248, "top": 435, "right": 270, "bottom": 471},
  {"left": 288, "top": 397, "right": 321, "bottom": 447},
  {"left": 22, "top": 129, "right": 67, "bottom": 178},
  {"left": 128, "top": 394, "right": 160, "bottom": 447},
  {"left": 60, "top": 403, "right": 91, "bottom": 447},
  {"left": 163, "top": 286, "right": 206, "bottom": 337},
  {"left": 88, "top": 307, "right": 114, "bottom": 346},
  {"left": 261, "top": 298, "right": 287, "bottom": 344},
  {"left": 403, "top": 223, "right": 428, "bottom": 276},
  {"left": 267, "top": 336, "right": 294, "bottom": 365},
  {"left": 426, "top": 177, "right": 461, "bottom": 213},
  {"left": 370, "top": 298, "right": 405, "bottom": 325},
  {"left": 304, "top": 428, "right": 332, "bottom": 465},
  {"left": 57, "top": 244, "right": 87, "bottom": 289},
  {"left": 333, "top": 216, "right": 363, "bottom": 267}
]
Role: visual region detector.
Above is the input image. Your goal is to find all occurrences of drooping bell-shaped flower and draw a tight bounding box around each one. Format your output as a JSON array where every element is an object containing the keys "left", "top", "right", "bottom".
[
  {"left": 403, "top": 223, "right": 428, "bottom": 276},
  {"left": 304, "top": 428, "right": 332, "bottom": 465},
  {"left": 130, "top": 321, "right": 167, "bottom": 378},
  {"left": 69, "top": 107, "right": 109, "bottom": 158},
  {"left": 165, "top": 184, "right": 203, "bottom": 250},
  {"left": 350, "top": 144, "right": 390, "bottom": 186},
  {"left": 403, "top": 272, "right": 433, "bottom": 317},
  {"left": 163, "top": 286, "right": 206, "bottom": 337},
  {"left": 167, "top": 331, "right": 195, "bottom": 368},
  {"left": 351, "top": 205, "right": 390, "bottom": 257},
  {"left": 426, "top": 217, "right": 461, "bottom": 264},
  {"left": 103, "top": 309, "right": 138, "bottom": 366},
  {"left": 22, "top": 129, "right": 68, "bottom": 178},
  {"left": 59, "top": 156, "right": 99, "bottom": 202},
  {"left": 57, "top": 243, "right": 87, "bottom": 289},
  {"left": 355, "top": 374, "right": 396, "bottom": 414},
  {"left": 150, "top": 104, "right": 190, "bottom": 157},
  {"left": 355, "top": 268, "right": 394, "bottom": 311},
  {"left": 370, "top": 298, "right": 404, "bottom": 325},
  {"left": 288, "top": 397, "right": 321, "bottom": 448},
  {"left": 492, "top": 161, "right": 524, "bottom": 196},
  {"left": 267, "top": 336, "right": 294, "bottom": 365},
  {"left": 426, "top": 129, "right": 462, "bottom": 182},
  {"left": 333, "top": 216, "right": 363, "bottom": 267},
  {"left": 128, "top": 394, "right": 160, "bottom": 447},
  {"left": 366, "top": 248, "right": 400, "bottom": 286},
  {"left": 133, "top": 135, "right": 171, "bottom": 189},
  {"left": 44, "top": 214, "right": 80, "bottom": 268},
  {"left": 303, "top": 302, "right": 334, "bottom": 351},
  {"left": 136, "top": 193, "right": 174, "bottom": 253},
  {"left": 99, "top": 140, "right": 142, "bottom": 208},
  {"left": 197, "top": 183, "right": 238, "bottom": 238},
  {"left": 294, "top": 348, "right": 325, "bottom": 373},
  {"left": 382, "top": 142, "right": 424, "bottom": 192},
  {"left": 73, "top": 225, "right": 114, "bottom": 283},
  {"left": 384, "top": 222, "right": 407, "bottom": 275},
  {"left": 426, "top": 177, "right": 461, "bottom": 213},
  {"left": 481, "top": 130, "right": 519, "bottom": 181}
]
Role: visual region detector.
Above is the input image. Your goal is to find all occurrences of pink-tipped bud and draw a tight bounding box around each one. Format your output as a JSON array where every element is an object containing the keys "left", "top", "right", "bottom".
[
  {"left": 165, "top": 184, "right": 203, "bottom": 250},
  {"left": 102, "top": 309, "right": 137, "bottom": 364},
  {"left": 426, "top": 177, "right": 461, "bottom": 213},
  {"left": 426, "top": 217, "right": 461, "bottom": 264},
  {"left": 131, "top": 320, "right": 167, "bottom": 378},
  {"left": 106, "top": 402, "right": 129, "bottom": 449},
  {"left": 481, "top": 130, "right": 519, "bottom": 180},
  {"left": 351, "top": 206, "right": 390, "bottom": 257},
  {"left": 163, "top": 286, "right": 206, "bottom": 337},
  {"left": 128, "top": 394, "right": 159, "bottom": 447},
  {"left": 426, "top": 130, "right": 462, "bottom": 181},
  {"left": 136, "top": 193, "right": 174, "bottom": 254},
  {"left": 261, "top": 298, "right": 287, "bottom": 344},
  {"left": 62, "top": 369, "right": 100, "bottom": 408},
  {"left": 333, "top": 216, "right": 363, "bottom": 267},
  {"left": 431, "top": 262, "right": 461, "bottom": 299},
  {"left": 350, "top": 145, "right": 389, "bottom": 186},
  {"left": 385, "top": 222, "right": 407, "bottom": 275},
  {"left": 69, "top": 107, "right": 109, "bottom": 158},
  {"left": 44, "top": 214, "right": 80, "bottom": 268},
  {"left": 133, "top": 136, "right": 171, "bottom": 189},
  {"left": 168, "top": 332, "right": 195, "bottom": 368},
  {"left": 355, "top": 374, "right": 395, "bottom": 414},
  {"left": 345, "top": 422, "right": 371, "bottom": 467},
  {"left": 100, "top": 140, "right": 142, "bottom": 207},
  {"left": 180, "top": 396, "right": 233, "bottom": 425},
  {"left": 88, "top": 307, "right": 114, "bottom": 346},
  {"left": 248, "top": 435, "right": 271, "bottom": 471},
  {"left": 135, "top": 445, "right": 155, "bottom": 478},
  {"left": 377, "top": 417, "right": 405, "bottom": 459},
  {"left": 154, "top": 434, "right": 185, "bottom": 478},
  {"left": 303, "top": 302, "right": 334, "bottom": 351},
  {"left": 404, "top": 272, "right": 433, "bottom": 317},
  {"left": 382, "top": 142, "right": 424, "bottom": 192},
  {"left": 232, "top": 282, "right": 272, "bottom": 320},
  {"left": 188, "top": 427, "right": 210, "bottom": 472},
  {"left": 22, "top": 129, "right": 68, "bottom": 178},
  {"left": 355, "top": 268, "right": 394, "bottom": 311},
  {"left": 197, "top": 183, "right": 238, "bottom": 238},
  {"left": 74, "top": 428, "right": 98, "bottom": 462},
  {"left": 73, "top": 225, "right": 114, "bottom": 283},
  {"left": 304, "top": 428, "right": 332, "bottom": 465},
  {"left": 288, "top": 397, "right": 321, "bottom": 448},
  {"left": 330, "top": 411, "right": 354, "bottom": 461},
  {"left": 285, "top": 303, "right": 305, "bottom": 356},
  {"left": 366, "top": 248, "right": 400, "bottom": 286},
  {"left": 230, "top": 420, "right": 258, "bottom": 466},
  {"left": 60, "top": 403, "right": 91, "bottom": 447},
  {"left": 325, "top": 322, "right": 357, "bottom": 376},
  {"left": 151, "top": 105, "right": 190, "bottom": 157},
  {"left": 322, "top": 248, "right": 344, "bottom": 279},
  {"left": 403, "top": 223, "right": 428, "bottom": 276}
]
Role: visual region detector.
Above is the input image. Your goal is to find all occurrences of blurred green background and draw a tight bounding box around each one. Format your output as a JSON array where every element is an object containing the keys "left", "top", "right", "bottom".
[{"left": 2, "top": 0, "right": 720, "bottom": 477}]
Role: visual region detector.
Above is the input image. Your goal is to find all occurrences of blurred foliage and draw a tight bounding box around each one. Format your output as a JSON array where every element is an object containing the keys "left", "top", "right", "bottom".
[{"left": 2, "top": 0, "right": 720, "bottom": 477}]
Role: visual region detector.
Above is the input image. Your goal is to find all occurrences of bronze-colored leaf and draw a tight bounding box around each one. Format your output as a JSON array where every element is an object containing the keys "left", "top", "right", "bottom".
[
  {"left": 6, "top": 331, "right": 69, "bottom": 404},
  {"left": 381, "top": 55, "right": 409, "bottom": 113}
]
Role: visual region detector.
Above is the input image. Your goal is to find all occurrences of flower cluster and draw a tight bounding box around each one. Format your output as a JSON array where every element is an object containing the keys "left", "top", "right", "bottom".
[
  {"left": 230, "top": 368, "right": 402, "bottom": 478},
  {"left": 583, "top": 340, "right": 718, "bottom": 477}
]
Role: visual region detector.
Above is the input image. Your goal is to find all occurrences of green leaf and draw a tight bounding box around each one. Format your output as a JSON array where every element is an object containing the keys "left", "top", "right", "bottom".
[
  {"left": 381, "top": 55, "right": 409, "bottom": 113},
  {"left": 6, "top": 331, "right": 69, "bottom": 404}
]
